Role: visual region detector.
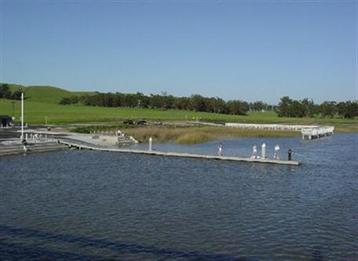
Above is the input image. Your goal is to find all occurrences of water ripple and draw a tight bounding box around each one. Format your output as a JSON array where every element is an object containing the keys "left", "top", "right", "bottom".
[{"left": 0, "top": 134, "right": 357, "bottom": 260}]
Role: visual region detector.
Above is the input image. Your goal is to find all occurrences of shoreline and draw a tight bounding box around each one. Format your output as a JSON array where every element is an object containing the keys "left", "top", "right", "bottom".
[
  {"left": 1, "top": 120, "right": 354, "bottom": 147},
  {"left": 69, "top": 122, "right": 356, "bottom": 144},
  {"left": 72, "top": 125, "right": 300, "bottom": 145}
]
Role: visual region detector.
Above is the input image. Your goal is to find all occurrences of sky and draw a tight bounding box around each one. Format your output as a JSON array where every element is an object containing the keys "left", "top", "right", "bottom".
[{"left": 0, "top": 0, "right": 356, "bottom": 103}]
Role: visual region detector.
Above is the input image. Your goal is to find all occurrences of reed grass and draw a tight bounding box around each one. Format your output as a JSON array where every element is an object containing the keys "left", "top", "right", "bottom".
[
  {"left": 334, "top": 124, "right": 358, "bottom": 133},
  {"left": 124, "top": 126, "right": 299, "bottom": 144},
  {"left": 176, "top": 132, "right": 215, "bottom": 144}
]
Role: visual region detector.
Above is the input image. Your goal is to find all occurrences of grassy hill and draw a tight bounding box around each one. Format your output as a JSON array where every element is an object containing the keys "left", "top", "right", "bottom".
[
  {"left": 2, "top": 83, "right": 93, "bottom": 104},
  {"left": 25, "top": 86, "right": 75, "bottom": 104}
]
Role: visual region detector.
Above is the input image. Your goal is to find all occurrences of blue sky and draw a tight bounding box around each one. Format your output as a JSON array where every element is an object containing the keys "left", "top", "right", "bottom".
[{"left": 0, "top": 0, "right": 356, "bottom": 103}]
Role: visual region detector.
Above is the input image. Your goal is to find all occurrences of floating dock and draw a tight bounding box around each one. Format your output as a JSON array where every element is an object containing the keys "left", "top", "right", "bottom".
[
  {"left": 225, "top": 123, "right": 334, "bottom": 140},
  {"left": 58, "top": 140, "right": 300, "bottom": 166},
  {"left": 301, "top": 126, "right": 334, "bottom": 140}
]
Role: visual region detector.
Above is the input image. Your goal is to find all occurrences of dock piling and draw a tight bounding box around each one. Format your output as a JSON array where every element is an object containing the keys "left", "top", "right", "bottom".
[{"left": 149, "top": 137, "right": 152, "bottom": 151}]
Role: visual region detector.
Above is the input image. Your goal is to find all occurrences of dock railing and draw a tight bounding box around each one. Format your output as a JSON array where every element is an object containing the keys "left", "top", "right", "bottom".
[
  {"left": 301, "top": 126, "right": 334, "bottom": 139},
  {"left": 225, "top": 123, "right": 334, "bottom": 140}
]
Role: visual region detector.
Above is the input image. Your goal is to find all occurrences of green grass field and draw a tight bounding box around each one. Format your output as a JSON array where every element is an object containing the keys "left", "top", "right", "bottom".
[
  {"left": 0, "top": 85, "right": 357, "bottom": 132},
  {"left": 0, "top": 98, "right": 249, "bottom": 124},
  {"left": 1, "top": 98, "right": 357, "bottom": 132}
]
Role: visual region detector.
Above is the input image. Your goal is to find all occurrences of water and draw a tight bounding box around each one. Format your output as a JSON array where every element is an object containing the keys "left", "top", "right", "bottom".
[{"left": 0, "top": 134, "right": 357, "bottom": 260}]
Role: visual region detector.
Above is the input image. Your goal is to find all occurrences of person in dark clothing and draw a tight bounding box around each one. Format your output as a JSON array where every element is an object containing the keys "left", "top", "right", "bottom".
[{"left": 288, "top": 149, "right": 293, "bottom": 161}]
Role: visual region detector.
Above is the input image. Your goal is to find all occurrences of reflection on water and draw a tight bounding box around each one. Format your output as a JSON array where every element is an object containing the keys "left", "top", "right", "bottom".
[{"left": 0, "top": 134, "right": 357, "bottom": 260}]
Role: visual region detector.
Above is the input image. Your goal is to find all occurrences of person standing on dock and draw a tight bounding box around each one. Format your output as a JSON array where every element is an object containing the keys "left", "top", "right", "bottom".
[
  {"left": 288, "top": 148, "right": 293, "bottom": 161},
  {"left": 22, "top": 139, "right": 28, "bottom": 152},
  {"left": 261, "top": 143, "right": 266, "bottom": 159},
  {"left": 217, "top": 143, "right": 223, "bottom": 156},
  {"left": 251, "top": 145, "right": 257, "bottom": 159},
  {"left": 117, "top": 129, "right": 124, "bottom": 137},
  {"left": 274, "top": 144, "right": 280, "bottom": 160}
]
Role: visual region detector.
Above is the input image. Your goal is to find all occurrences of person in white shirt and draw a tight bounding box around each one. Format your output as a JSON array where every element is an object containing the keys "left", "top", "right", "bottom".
[
  {"left": 251, "top": 145, "right": 257, "bottom": 159},
  {"left": 217, "top": 143, "right": 223, "bottom": 156},
  {"left": 274, "top": 144, "right": 280, "bottom": 160}
]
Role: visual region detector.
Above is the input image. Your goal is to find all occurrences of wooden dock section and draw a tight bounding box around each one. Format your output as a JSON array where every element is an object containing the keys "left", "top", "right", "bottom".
[{"left": 59, "top": 140, "right": 300, "bottom": 166}]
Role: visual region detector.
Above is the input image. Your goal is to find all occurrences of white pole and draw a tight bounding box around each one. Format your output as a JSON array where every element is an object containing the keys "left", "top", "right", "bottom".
[
  {"left": 149, "top": 137, "right": 152, "bottom": 151},
  {"left": 21, "top": 92, "right": 24, "bottom": 142}
]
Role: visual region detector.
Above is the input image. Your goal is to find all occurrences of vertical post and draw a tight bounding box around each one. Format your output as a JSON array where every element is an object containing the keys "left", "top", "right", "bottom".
[
  {"left": 149, "top": 137, "right": 152, "bottom": 151},
  {"left": 21, "top": 92, "right": 24, "bottom": 142}
]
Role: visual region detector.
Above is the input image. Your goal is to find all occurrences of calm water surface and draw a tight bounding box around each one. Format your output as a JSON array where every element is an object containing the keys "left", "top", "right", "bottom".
[{"left": 0, "top": 134, "right": 357, "bottom": 260}]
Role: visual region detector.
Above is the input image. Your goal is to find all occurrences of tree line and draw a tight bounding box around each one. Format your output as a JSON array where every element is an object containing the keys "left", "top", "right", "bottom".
[
  {"left": 60, "top": 92, "right": 257, "bottom": 115},
  {"left": 60, "top": 92, "right": 275, "bottom": 116},
  {"left": 0, "top": 84, "right": 22, "bottom": 100},
  {"left": 60, "top": 92, "right": 357, "bottom": 118},
  {"left": 277, "top": 96, "right": 358, "bottom": 119},
  {"left": 2, "top": 82, "right": 356, "bottom": 119}
]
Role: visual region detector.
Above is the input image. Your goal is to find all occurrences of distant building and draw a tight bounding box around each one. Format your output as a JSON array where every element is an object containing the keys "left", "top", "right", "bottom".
[{"left": 0, "top": 115, "right": 12, "bottom": 127}]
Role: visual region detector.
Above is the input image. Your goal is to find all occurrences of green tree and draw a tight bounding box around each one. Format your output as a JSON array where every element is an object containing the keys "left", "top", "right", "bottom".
[
  {"left": 11, "top": 89, "right": 23, "bottom": 100},
  {"left": 227, "top": 100, "right": 248, "bottom": 115},
  {"left": 319, "top": 101, "right": 337, "bottom": 118},
  {"left": 277, "top": 96, "right": 292, "bottom": 117},
  {"left": 301, "top": 98, "right": 317, "bottom": 117},
  {"left": 0, "top": 84, "right": 12, "bottom": 99},
  {"left": 190, "top": 95, "right": 207, "bottom": 112}
]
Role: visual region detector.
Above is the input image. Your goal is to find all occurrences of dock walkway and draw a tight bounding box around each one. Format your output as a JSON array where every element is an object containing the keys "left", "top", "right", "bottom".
[
  {"left": 58, "top": 140, "right": 300, "bottom": 166},
  {"left": 0, "top": 138, "right": 300, "bottom": 166}
]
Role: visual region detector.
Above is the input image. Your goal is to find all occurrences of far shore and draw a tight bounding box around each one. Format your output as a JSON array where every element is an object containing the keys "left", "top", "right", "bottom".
[
  {"left": 125, "top": 126, "right": 300, "bottom": 144},
  {"left": 2, "top": 122, "right": 355, "bottom": 147},
  {"left": 71, "top": 124, "right": 299, "bottom": 144}
]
